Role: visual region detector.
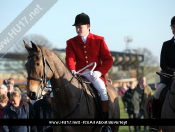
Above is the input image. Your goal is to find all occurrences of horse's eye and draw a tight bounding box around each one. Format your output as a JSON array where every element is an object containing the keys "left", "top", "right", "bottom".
[{"left": 36, "top": 63, "right": 40, "bottom": 66}]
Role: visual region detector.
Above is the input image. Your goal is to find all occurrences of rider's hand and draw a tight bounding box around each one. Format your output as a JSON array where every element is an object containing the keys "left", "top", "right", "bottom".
[
  {"left": 71, "top": 70, "right": 77, "bottom": 76},
  {"left": 91, "top": 71, "right": 102, "bottom": 81}
]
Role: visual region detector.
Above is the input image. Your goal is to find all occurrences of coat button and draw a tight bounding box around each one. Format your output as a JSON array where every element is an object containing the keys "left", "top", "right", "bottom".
[
  {"left": 84, "top": 46, "right": 86, "bottom": 48},
  {"left": 86, "top": 61, "right": 88, "bottom": 63},
  {"left": 84, "top": 51, "right": 87, "bottom": 53},
  {"left": 85, "top": 56, "right": 88, "bottom": 59}
]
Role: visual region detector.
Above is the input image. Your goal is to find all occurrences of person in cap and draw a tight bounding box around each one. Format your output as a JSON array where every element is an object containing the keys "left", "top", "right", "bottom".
[
  {"left": 6, "top": 79, "right": 14, "bottom": 99},
  {"left": 2, "top": 79, "right": 8, "bottom": 86},
  {"left": 150, "top": 16, "right": 175, "bottom": 131},
  {"left": 65, "top": 12, "right": 113, "bottom": 132}
]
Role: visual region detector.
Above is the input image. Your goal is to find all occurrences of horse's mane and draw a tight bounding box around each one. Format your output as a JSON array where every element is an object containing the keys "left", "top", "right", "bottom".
[{"left": 39, "top": 45, "right": 72, "bottom": 73}]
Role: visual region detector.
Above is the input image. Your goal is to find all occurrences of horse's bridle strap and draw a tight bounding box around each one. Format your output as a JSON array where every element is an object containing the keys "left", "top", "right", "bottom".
[
  {"left": 54, "top": 77, "right": 74, "bottom": 91},
  {"left": 27, "top": 46, "right": 54, "bottom": 100},
  {"left": 27, "top": 76, "right": 42, "bottom": 82}
]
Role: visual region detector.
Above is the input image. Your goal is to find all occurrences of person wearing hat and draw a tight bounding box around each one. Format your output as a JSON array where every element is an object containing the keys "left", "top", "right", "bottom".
[
  {"left": 65, "top": 13, "right": 113, "bottom": 132},
  {"left": 6, "top": 79, "right": 14, "bottom": 99},
  {"left": 150, "top": 16, "right": 175, "bottom": 131}
]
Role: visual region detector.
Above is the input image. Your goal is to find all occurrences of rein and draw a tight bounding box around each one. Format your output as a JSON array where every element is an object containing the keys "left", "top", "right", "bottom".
[
  {"left": 27, "top": 47, "right": 54, "bottom": 99},
  {"left": 52, "top": 76, "right": 91, "bottom": 119},
  {"left": 26, "top": 46, "right": 87, "bottom": 119}
]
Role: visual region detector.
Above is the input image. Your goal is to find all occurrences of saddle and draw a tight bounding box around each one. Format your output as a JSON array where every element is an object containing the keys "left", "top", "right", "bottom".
[{"left": 76, "top": 75, "right": 104, "bottom": 118}]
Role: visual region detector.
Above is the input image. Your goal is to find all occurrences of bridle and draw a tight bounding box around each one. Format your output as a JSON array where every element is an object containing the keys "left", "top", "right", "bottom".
[
  {"left": 27, "top": 46, "right": 54, "bottom": 99},
  {"left": 26, "top": 46, "right": 85, "bottom": 119}
]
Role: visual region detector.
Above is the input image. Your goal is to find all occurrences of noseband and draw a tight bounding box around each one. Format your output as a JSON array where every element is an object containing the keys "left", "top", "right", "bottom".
[{"left": 27, "top": 46, "right": 54, "bottom": 99}]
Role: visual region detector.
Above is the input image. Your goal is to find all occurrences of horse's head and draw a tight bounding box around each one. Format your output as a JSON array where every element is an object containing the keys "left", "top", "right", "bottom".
[{"left": 24, "top": 41, "right": 54, "bottom": 100}]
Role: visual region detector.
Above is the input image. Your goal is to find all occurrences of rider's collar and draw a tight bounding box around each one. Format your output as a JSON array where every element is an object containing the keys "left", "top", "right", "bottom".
[{"left": 81, "top": 32, "right": 89, "bottom": 44}]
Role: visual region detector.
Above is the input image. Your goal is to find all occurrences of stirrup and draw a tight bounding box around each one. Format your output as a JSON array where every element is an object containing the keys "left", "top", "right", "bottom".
[{"left": 100, "top": 125, "right": 112, "bottom": 132}]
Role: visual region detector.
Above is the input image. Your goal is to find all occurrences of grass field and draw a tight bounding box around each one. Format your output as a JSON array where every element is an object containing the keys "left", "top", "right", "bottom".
[{"left": 118, "top": 96, "right": 147, "bottom": 132}]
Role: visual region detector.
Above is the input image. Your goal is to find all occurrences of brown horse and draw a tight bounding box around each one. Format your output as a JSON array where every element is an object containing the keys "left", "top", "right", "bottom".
[{"left": 24, "top": 41, "right": 120, "bottom": 132}]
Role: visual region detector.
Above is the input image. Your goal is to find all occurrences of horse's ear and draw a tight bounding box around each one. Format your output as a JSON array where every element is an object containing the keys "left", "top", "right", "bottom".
[
  {"left": 31, "top": 41, "right": 41, "bottom": 52},
  {"left": 24, "top": 40, "right": 32, "bottom": 52}
]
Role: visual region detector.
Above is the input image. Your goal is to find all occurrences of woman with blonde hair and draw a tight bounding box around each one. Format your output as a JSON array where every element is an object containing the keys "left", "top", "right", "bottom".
[{"left": 2, "top": 90, "right": 30, "bottom": 132}]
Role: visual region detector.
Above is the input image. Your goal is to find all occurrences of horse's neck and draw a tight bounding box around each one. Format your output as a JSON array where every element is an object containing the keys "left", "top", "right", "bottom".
[
  {"left": 52, "top": 56, "right": 71, "bottom": 82},
  {"left": 50, "top": 56, "right": 84, "bottom": 117},
  {"left": 50, "top": 55, "right": 80, "bottom": 96}
]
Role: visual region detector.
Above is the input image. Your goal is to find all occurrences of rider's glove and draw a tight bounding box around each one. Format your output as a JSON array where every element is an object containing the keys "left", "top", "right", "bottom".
[
  {"left": 91, "top": 71, "right": 102, "bottom": 81},
  {"left": 71, "top": 70, "right": 77, "bottom": 76}
]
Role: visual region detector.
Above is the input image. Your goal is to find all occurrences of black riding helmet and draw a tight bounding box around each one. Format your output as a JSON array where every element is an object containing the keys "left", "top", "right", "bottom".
[
  {"left": 170, "top": 16, "right": 175, "bottom": 26},
  {"left": 72, "top": 13, "right": 90, "bottom": 26}
]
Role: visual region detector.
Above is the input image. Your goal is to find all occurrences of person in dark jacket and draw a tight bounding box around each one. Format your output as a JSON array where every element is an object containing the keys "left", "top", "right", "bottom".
[
  {"left": 150, "top": 16, "right": 175, "bottom": 131},
  {"left": 123, "top": 80, "right": 141, "bottom": 132},
  {"left": 136, "top": 77, "right": 153, "bottom": 132},
  {"left": 2, "top": 91, "right": 30, "bottom": 132},
  {"left": 30, "top": 88, "right": 53, "bottom": 132}
]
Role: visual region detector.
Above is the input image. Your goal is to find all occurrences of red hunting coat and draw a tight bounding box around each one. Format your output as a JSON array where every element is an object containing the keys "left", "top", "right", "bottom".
[{"left": 65, "top": 33, "right": 113, "bottom": 82}]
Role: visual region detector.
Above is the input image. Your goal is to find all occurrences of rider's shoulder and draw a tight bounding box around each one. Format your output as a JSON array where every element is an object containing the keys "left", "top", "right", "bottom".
[
  {"left": 91, "top": 33, "right": 104, "bottom": 40},
  {"left": 66, "top": 36, "right": 78, "bottom": 43},
  {"left": 163, "top": 37, "right": 174, "bottom": 45}
]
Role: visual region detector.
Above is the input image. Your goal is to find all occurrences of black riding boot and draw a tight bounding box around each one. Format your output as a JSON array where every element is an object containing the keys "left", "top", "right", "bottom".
[
  {"left": 152, "top": 97, "right": 161, "bottom": 119},
  {"left": 100, "top": 100, "right": 112, "bottom": 132},
  {"left": 150, "top": 97, "right": 160, "bottom": 131}
]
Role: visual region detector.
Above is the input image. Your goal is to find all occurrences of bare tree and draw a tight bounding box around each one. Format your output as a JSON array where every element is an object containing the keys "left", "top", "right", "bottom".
[
  {"left": 9, "top": 34, "right": 54, "bottom": 53},
  {"left": 5, "top": 34, "right": 55, "bottom": 79},
  {"left": 136, "top": 48, "right": 160, "bottom": 81},
  {"left": 137, "top": 48, "right": 159, "bottom": 66}
]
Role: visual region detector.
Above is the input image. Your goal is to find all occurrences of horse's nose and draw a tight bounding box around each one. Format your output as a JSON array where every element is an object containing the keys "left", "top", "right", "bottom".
[{"left": 27, "top": 92, "right": 37, "bottom": 100}]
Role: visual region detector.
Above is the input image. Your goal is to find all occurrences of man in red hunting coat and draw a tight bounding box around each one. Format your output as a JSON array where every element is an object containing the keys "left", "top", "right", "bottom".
[{"left": 66, "top": 12, "right": 113, "bottom": 132}]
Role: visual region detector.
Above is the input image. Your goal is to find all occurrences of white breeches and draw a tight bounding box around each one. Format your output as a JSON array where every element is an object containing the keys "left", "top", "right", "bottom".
[
  {"left": 81, "top": 69, "right": 108, "bottom": 101},
  {"left": 153, "top": 83, "right": 166, "bottom": 99}
]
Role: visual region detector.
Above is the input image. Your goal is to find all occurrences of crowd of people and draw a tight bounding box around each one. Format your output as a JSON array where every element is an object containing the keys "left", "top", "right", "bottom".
[
  {"left": 0, "top": 76, "right": 155, "bottom": 132},
  {"left": 117, "top": 76, "right": 153, "bottom": 132},
  {"left": 0, "top": 78, "right": 53, "bottom": 132}
]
